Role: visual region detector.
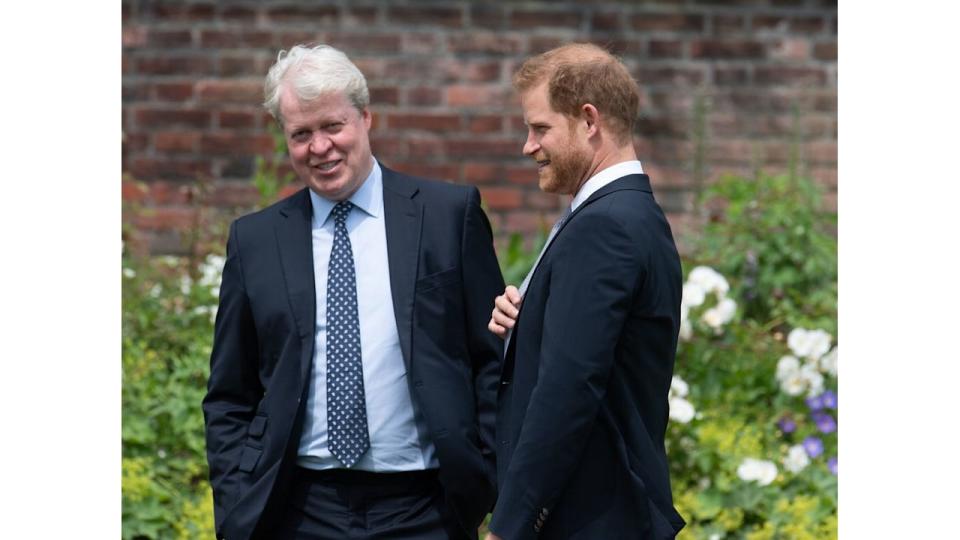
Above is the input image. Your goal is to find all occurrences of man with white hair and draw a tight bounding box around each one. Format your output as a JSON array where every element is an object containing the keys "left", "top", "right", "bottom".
[{"left": 203, "top": 44, "right": 504, "bottom": 540}]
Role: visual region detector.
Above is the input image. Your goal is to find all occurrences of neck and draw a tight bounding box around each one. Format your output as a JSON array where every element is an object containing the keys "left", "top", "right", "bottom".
[{"left": 573, "top": 142, "right": 638, "bottom": 195}]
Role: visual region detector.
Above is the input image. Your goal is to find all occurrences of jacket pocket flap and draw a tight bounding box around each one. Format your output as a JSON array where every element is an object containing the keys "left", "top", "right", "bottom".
[
  {"left": 238, "top": 445, "right": 262, "bottom": 473},
  {"left": 248, "top": 415, "right": 267, "bottom": 437},
  {"left": 416, "top": 267, "right": 460, "bottom": 292}
]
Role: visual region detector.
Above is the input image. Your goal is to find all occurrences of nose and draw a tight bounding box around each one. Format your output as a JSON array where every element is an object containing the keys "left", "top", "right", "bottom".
[
  {"left": 308, "top": 132, "right": 333, "bottom": 155},
  {"left": 522, "top": 132, "right": 539, "bottom": 157}
]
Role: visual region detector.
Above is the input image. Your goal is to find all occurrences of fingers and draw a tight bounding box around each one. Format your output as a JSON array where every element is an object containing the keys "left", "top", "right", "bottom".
[
  {"left": 488, "top": 285, "right": 523, "bottom": 338},
  {"left": 494, "top": 293, "right": 520, "bottom": 319},
  {"left": 504, "top": 285, "right": 522, "bottom": 307},
  {"left": 488, "top": 317, "right": 506, "bottom": 338}
]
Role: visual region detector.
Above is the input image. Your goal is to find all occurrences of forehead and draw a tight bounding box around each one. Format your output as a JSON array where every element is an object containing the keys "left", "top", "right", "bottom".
[
  {"left": 520, "top": 83, "right": 559, "bottom": 122},
  {"left": 279, "top": 86, "right": 355, "bottom": 124}
]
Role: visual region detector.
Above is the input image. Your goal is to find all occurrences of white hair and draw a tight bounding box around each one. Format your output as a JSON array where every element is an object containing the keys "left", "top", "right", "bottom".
[{"left": 263, "top": 44, "right": 370, "bottom": 125}]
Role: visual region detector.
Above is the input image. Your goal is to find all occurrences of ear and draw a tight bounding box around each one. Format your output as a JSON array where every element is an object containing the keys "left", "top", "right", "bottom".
[
  {"left": 361, "top": 108, "right": 372, "bottom": 130},
  {"left": 581, "top": 104, "right": 600, "bottom": 138}
]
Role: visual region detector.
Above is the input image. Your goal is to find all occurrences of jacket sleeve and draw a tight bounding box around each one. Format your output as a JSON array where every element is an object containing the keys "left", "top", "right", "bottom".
[
  {"left": 488, "top": 211, "right": 642, "bottom": 540},
  {"left": 201, "top": 219, "right": 263, "bottom": 534},
  {"left": 460, "top": 186, "right": 506, "bottom": 506}
]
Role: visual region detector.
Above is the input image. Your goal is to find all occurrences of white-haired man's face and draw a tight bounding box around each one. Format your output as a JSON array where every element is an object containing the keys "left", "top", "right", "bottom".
[{"left": 280, "top": 85, "right": 373, "bottom": 202}]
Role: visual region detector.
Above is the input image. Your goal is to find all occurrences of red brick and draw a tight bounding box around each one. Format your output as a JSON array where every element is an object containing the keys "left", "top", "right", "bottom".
[
  {"left": 123, "top": 132, "right": 149, "bottom": 153},
  {"left": 208, "top": 183, "right": 260, "bottom": 207},
  {"left": 691, "top": 40, "right": 764, "bottom": 59},
  {"left": 751, "top": 15, "right": 825, "bottom": 33},
  {"left": 637, "top": 67, "right": 704, "bottom": 86},
  {"left": 505, "top": 165, "right": 538, "bottom": 186},
  {"left": 805, "top": 141, "right": 837, "bottom": 164},
  {"left": 135, "top": 108, "right": 211, "bottom": 128},
  {"left": 201, "top": 134, "right": 275, "bottom": 155},
  {"left": 468, "top": 115, "right": 503, "bottom": 134},
  {"left": 510, "top": 8, "right": 582, "bottom": 29},
  {"left": 343, "top": 5, "right": 378, "bottom": 25},
  {"left": 592, "top": 11, "right": 623, "bottom": 32},
  {"left": 197, "top": 80, "right": 262, "bottom": 104},
  {"left": 123, "top": 82, "right": 149, "bottom": 102},
  {"left": 326, "top": 32, "right": 402, "bottom": 53},
  {"left": 122, "top": 178, "right": 148, "bottom": 203},
  {"left": 370, "top": 86, "right": 399, "bottom": 106},
  {"left": 631, "top": 13, "right": 704, "bottom": 32},
  {"left": 770, "top": 39, "right": 810, "bottom": 61},
  {"left": 154, "top": 131, "right": 199, "bottom": 152},
  {"left": 153, "top": 82, "right": 194, "bottom": 101},
  {"left": 222, "top": 5, "right": 257, "bottom": 21},
  {"left": 134, "top": 207, "right": 198, "bottom": 231},
  {"left": 755, "top": 67, "right": 826, "bottom": 85},
  {"left": 388, "top": 5, "right": 463, "bottom": 27},
  {"left": 447, "top": 140, "right": 518, "bottom": 159},
  {"left": 407, "top": 138, "right": 446, "bottom": 159},
  {"left": 369, "top": 135, "right": 408, "bottom": 157},
  {"left": 814, "top": 42, "right": 837, "bottom": 60},
  {"left": 446, "top": 85, "right": 511, "bottom": 107},
  {"left": 504, "top": 211, "right": 553, "bottom": 235},
  {"left": 463, "top": 163, "right": 504, "bottom": 184},
  {"left": 598, "top": 38, "right": 645, "bottom": 56},
  {"left": 200, "top": 30, "right": 272, "bottom": 48},
  {"left": 529, "top": 37, "right": 570, "bottom": 55},
  {"left": 136, "top": 55, "right": 213, "bottom": 75},
  {"left": 267, "top": 4, "right": 338, "bottom": 22},
  {"left": 148, "top": 29, "right": 193, "bottom": 47},
  {"left": 649, "top": 40, "right": 684, "bottom": 58},
  {"left": 275, "top": 31, "right": 321, "bottom": 50},
  {"left": 480, "top": 187, "right": 523, "bottom": 210},
  {"left": 123, "top": 25, "right": 147, "bottom": 47},
  {"left": 405, "top": 87, "right": 443, "bottom": 106},
  {"left": 219, "top": 110, "right": 258, "bottom": 129},
  {"left": 713, "top": 15, "right": 746, "bottom": 34},
  {"left": 390, "top": 163, "right": 459, "bottom": 181},
  {"left": 811, "top": 167, "right": 838, "bottom": 189},
  {"left": 387, "top": 113, "right": 461, "bottom": 131},
  {"left": 448, "top": 61, "right": 502, "bottom": 83},
  {"left": 448, "top": 33, "right": 525, "bottom": 54},
  {"left": 402, "top": 33, "right": 442, "bottom": 54},
  {"left": 526, "top": 190, "right": 564, "bottom": 210},
  {"left": 148, "top": 181, "right": 193, "bottom": 204},
  {"left": 383, "top": 58, "right": 442, "bottom": 81},
  {"left": 129, "top": 158, "right": 211, "bottom": 181},
  {"left": 714, "top": 67, "right": 750, "bottom": 85},
  {"left": 219, "top": 56, "right": 259, "bottom": 77}
]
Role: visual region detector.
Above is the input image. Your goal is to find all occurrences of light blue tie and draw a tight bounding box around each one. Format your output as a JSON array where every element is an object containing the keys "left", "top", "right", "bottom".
[
  {"left": 326, "top": 201, "right": 370, "bottom": 468},
  {"left": 503, "top": 207, "right": 571, "bottom": 355}
]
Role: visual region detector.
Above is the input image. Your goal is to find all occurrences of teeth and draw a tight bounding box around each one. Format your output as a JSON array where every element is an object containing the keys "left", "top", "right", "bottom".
[{"left": 317, "top": 161, "right": 339, "bottom": 171}]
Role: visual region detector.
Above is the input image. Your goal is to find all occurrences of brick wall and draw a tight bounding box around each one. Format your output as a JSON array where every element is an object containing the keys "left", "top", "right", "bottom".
[{"left": 121, "top": 0, "right": 837, "bottom": 255}]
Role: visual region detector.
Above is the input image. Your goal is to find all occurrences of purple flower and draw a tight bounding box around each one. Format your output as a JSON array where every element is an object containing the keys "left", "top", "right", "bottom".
[
  {"left": 827, "top": 456, "right": 838, "bottom": 475},
  {"left": 777, "top": 416, "right": 797, "bottom": 434},
  {"left": 811, "top": 411, "right": 837, "bottom": 434},
  {"left": 806, "top": 394, "right": 825, "bottom": 411},
  {"left": 803, "top": 436, "right": 824, "bottom": 458},
  {"left": 821, "top": 390, "right": 837, "bottom": 409}
]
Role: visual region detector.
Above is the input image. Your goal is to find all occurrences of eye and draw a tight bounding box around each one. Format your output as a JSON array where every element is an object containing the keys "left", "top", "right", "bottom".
[
  {"left": 324, "top": 122, "right": 345, "bottom": 134},
  {"left": 290, "top": 130, "right": 310, "bottom": 143}
]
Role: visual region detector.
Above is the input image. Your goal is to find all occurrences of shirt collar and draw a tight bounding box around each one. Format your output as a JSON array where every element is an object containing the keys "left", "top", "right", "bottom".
[
  {"left": 570, "top": 160, "right": 644, "bottom": 212},
  {"left": 309, "top": 158, "right": 383, "bottom": 227}
]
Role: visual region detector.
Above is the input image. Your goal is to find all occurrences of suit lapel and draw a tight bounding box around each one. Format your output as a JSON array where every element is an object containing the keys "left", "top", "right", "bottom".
[
  {"left": 274, "top": 188, "right": 317, "bottom": 381},
  {"left": 381, "top": 166, "right": 422, "bottom": 372}
]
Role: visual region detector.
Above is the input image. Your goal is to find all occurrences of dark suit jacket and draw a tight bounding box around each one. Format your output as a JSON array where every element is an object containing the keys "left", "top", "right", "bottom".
[
  {"left": 490, "top": 174, "right": 686, "bottom": 540},
  {"left": 202, "top": 166, "right": 505, "bottom": 540}
]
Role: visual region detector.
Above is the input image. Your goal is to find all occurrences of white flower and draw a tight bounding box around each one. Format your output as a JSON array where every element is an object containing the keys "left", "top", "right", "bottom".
[
  {"left": 787, "top": 328, "right": 832, "bottom": 360},
  {"left": 688, "top": 266, "right": 730, "bottom": 297},
  {"left": 701, "top": 297, "right": 737, "bottom": 329},
  {"left": 180, "top": 275, "right": 192, "bottom": 295},
  {"left": 149, "top": 284, "right": 163, "bottom": 298},
  {"left": 669, "top": 397, "right": 695, "bottom": 424},
  {"left": 708, "top": 534, "right": 723, "bottom": 540},
  {"left": 682, "top": 282, "right": 707, "bottom": 308},
  {"left": 800, "top": 361, "right": 824, "bottom": 397},
  {"left": 776, "top": 355, "right": 800, "bottom": 382},
  {"left": 199, "top": 254, "right": 226, "bottom": 288},
  {"left": 670, "top": 375, "right": 689, "bottom": 398},
  {"left": 783, "top": 444, "right": 810, "bottom": 473},
  {"left": 737, "top": 458, "right": 778, "bottom": 486},
  {"left": 123, "top": 268, "right": 136, "bottom": 278},
  {"left": 679, "top": 317, "right": 692, "bottom": 341},
  {"left": 820, "top": 346, "right": 837, "bottom": 377},
  {"left": 780, "top": 371, "right": 807, "bottom": 396}
]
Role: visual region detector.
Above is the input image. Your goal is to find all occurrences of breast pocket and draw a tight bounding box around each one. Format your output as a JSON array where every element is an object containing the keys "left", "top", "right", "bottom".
[{"left": 416, "top": 267, "right": 461, "bottom": 293}]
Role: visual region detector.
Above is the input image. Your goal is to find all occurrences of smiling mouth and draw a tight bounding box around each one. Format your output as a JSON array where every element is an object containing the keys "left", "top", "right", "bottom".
[
  {"left": 536, "top": 159, "right": 551, "bottom": 170},
  {"left": 311, "top": 159, "right": 342, "bottom": 172}
]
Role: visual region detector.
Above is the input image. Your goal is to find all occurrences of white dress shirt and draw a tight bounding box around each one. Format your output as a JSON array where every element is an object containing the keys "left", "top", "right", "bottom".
[
  {"left": 570, "top": 160, "right": 644, "bottom": 212},
  {"left": 297, "top": 159, "right": 437, "bottom": 471}
]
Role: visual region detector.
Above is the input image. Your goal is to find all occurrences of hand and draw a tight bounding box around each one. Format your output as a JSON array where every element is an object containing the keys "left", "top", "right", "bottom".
[
  {"left": 487, "top": 285, "right": 522, "bottom": 338},
  {"left": 484, "top": 533, "right": 503, "bottom": 540}
]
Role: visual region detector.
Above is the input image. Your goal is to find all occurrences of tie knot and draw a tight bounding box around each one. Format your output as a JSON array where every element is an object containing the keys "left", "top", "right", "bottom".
[{"left": 332, "top": 201, "right": 354, "bottom": 224}]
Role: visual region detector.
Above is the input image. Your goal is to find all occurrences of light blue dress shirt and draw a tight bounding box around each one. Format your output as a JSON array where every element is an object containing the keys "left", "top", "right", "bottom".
[{"left": 297, "top": 159, "right": 438, "bottom": 471}]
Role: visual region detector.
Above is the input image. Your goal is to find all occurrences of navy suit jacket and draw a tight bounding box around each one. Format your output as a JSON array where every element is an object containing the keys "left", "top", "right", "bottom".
[
  {"left": 491, "top": 174, "right": 686, "bottom": 540},
  {"left": 202, "top": 166, "right": 504, "bottom": 540}
]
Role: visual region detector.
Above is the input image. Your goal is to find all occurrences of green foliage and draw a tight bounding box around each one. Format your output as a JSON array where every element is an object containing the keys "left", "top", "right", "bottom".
[
  {"left": 671, "top": 172, "right": 837, "bottom": 539},
  {"left": 497, "top": 229, "right": 547, "bottom": 286},
  {"left": 122, "top": 255, "right": 221, "bottom": 539},
  {"left": 691, "top": 172, "right": 837, "bottom": 331},
  {"left": 252, "top": 123, "right": 295, "bottom": 209}
]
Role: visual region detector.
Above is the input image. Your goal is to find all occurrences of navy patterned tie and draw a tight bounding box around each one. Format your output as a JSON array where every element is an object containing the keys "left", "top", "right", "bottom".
[{"left": 326, "top": 201, "right": 370, "bottom": 468}]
